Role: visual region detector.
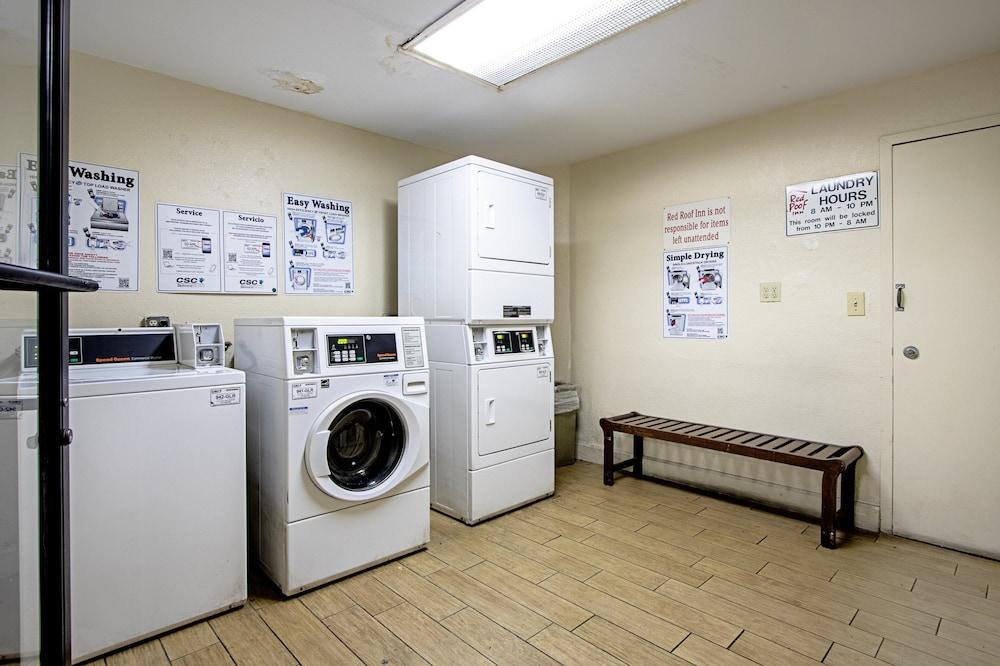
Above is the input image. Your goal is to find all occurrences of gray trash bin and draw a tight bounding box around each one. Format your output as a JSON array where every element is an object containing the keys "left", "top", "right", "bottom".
[{"left": 554, "top": 383, "right": 580, "bottom": 467}]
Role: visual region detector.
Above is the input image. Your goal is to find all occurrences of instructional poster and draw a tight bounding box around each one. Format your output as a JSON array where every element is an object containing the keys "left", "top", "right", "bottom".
[
  {"left": 16, "top": 153, "right": 37, "bottom": 267},
  {"left": 156, "top": 203, "right": 222, "bottom": 293},
  {"left": 663, "top": 246, "right": 729, "bottom": 340},
  {"left": 222, "top": 210, "right": 278, "bottom": 294},
  {"left": 786, "top": 171, "right": 878, "bottom": 236},
  {"left": 68, "top": 159, "right": 141, "bottom": 290},
  {"left": 0, "top": 165, "right": 17, "bottom": 264},
  {"left": 282, "top": 192, "right": 354, "bottom": 295}
]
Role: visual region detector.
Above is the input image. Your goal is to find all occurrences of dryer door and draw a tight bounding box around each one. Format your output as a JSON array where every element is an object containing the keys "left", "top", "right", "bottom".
[{"left": 306, "top": 392, "right": 424, "bottom": 502}]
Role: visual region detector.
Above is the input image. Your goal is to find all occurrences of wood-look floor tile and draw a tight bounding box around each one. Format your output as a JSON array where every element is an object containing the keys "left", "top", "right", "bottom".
[
  {"left": 257, "top": 599, "right": 362, "bottom": 665},
  {"left": 371, "top": 562, "right": 465, "bottom": 621},
  {"left": 532, "top": 499, "right": 599, "bottom": 527},
  {"left": 171, "top": 644, "right": 234, "bottom": 666},
  {"left": 639, "top": 523, "right": 766, "bottom": 573},
  {"left": 209, "top": 606, "right": 296, "bottom": 666},
  {"left": 540, "top": 573, "right": 689, "bottom": 651},
  {"left": 337, "top": 571, "right": 405, "bottom": 616},
  {"left": 672, "top": 634, "right": 757, "bottom": 666},
  {"left": 729, "top": 631, "right": 821, "bottom": 665},
  {"left": 376, "top": 602, "right": 492, "bottom": 666},
  {"left": 583, "top": 532, "right": 711, "bottom": 588},
  {"left": 450, "top": 534, "right": 556, "bottom": 583},
  {"left": 485, "top": 530, "right": 601, "bottom": 581},
  {"left": 493, "top": 514, "right": 560, "bottom": 544},
  {"left": 587, "top": 521, "right": 702, "bottom": 566},
  {"left": 427, "top": 567, "right": 550, "bottom": 639},
  {"left": 851, "top": 610, "right": 995, "bottom": 666},
  {"left": 105, "top": 640, "right": 169, "bottom": 666},
  {"left": 465, "top": 561, "right": 592, "bottom": 630},
  {"left": 874, "top": 639, "right": 954, "bottom": 666},
  {"left": 937, "top": 618, "right": 1000, "bottom": 656},
  {"left": 514, "top": 507, "right": 596, "bottom": 541},
  {"left": 822, "top": 643, "right": 882, "bottom": 665},
  {"left": 700, "top": 576, "right": 881, "bottom": 655},
  {"left": 323, "top": 604, "right": 428, "bottom": 666},
  {"left": 761, "top": 563, "right": 939, "bottom": 633},
  {"left": 656, "top": 579, "right": 831, "bottom": 660},
  {"left": 572, "top": 616, "right": 691, "bottom": 665},
  {"left": 694, "top": 557, "right": 857, "bottom": 623},
  {"left": 440, "top": 608, "right": 558, "bottom": 666},
  {"left": 528, "top": 624, "right": 627, "bottom": 666},
  {"left": 159, "top": 622, "right": 218, "bottom": 661},
  {"left": 401, "top": 550, "right": 449, "bottom": 577},
  {"left": 545, "top": 536, "right": 668, "bottom": 589},
  {"left": 299, "top": 582, "right": 355, "bottom": 620},
  {"left": 549, "top": 495, "right": 650, "bottom": 531},
  {"left": 586, "top": 570, "right": 741, "bottom": 647},
  {"left": 424, "top": 536, "right": 484, "bottom": 570},
  {"left": 911, "top": 579, "right": 1000, "bottom": 618}
]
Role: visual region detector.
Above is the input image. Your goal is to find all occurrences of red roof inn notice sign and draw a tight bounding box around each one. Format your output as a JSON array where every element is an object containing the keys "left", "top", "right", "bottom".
[
  {"left": 663, "top": 197, "right": 731, "bottom": 251},
  {"left": 786, "top": 171, "right": 878, "bottom": 236}
]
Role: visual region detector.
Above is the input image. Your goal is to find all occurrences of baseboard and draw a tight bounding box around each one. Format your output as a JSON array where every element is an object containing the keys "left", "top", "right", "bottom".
[{"left": 577, "top": 442, "right": 880, "bottom": 532}]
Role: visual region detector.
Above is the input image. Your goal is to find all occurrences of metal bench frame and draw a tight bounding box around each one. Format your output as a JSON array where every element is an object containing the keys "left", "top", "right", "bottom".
[{"left": 600, "top": 411, "right": 864, "bottom": 548}]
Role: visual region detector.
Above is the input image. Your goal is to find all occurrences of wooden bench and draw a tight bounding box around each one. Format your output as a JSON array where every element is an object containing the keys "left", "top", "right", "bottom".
[{"left": 600, "top": 412, "right": 863, "bottom": 548}]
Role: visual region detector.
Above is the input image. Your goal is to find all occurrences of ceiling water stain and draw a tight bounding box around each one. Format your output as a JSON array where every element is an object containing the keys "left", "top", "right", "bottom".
[{"left": 264, "top": 69, "right": 324, "bottom": 95}]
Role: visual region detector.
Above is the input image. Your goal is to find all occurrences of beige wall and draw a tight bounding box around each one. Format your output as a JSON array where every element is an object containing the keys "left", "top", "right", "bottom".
[
  {"left": 0, "top": 54, "right": 578, "bottom": 376},
  {"left": 1, "top": 53, "right": 453, "bottom": 342},
  {"left": 568, "top": 51, "right": 1000, "bottom": 529}
]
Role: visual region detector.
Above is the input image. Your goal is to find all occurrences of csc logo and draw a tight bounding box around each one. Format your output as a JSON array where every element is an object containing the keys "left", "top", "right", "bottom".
[
  {"left": 176, "top": 277, "right": 205, "bottom": 284},
  {"left": 240, "top": 279, "right": 263, "bottom": 286}
]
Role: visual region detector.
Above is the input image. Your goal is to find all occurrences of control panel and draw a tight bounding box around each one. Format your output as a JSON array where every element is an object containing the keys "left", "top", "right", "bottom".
[
  {"left": 22, "top": 330, "right": 176, "bottom": 371},
  {"left": 492, "top": 329, "right": 535, "bottom": 355},
  {"left": 326, "top": 333, "right": 399, "bottom": 365}
]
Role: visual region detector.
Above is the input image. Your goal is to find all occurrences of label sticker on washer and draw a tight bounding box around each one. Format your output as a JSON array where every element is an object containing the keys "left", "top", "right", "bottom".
[
  {"left": 503, "top": 305, "right": 531, "bottom": 318},
  {"left": 210, "top": 386, "right": 242, "bottom": 406},
  {"left": 289, "top": 405, "right": 309, "bottom": 415},
  {"left": 0, "top": 400, "right": 23, "bottom": 419},
  {"left": 536, "top": 366, "right": 550, "bottom": 379},
  {"left": 291, "top": 382, "right": 318, "bottom": 400},
  {"left": 535, "top": 186, "right": 548, "bottom": 200},
  {"left": 383, "top": 373, "right": 400, "bottom": 386}
]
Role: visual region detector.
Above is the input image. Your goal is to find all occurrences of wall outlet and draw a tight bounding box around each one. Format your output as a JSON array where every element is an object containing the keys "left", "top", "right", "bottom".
[
  {"left": 847, "top": 291, "right": 866, "bottom": 316},
  {"left": 760, "top": 282, "right": 781, "bottom": 302}
]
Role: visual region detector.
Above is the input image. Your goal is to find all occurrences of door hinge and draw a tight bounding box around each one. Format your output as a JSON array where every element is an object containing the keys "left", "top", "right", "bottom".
[{"left": 550, "top": 419, "right": 552, "bottom": 432}]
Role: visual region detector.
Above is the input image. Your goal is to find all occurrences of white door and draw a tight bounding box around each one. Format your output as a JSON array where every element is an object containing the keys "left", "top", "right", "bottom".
[
  {"left": 476, "top": 170, "right": 551, "bottom": 266},
  {"left": 478, "top": 364, "right": 552, "bottom": 456},
  {"left": 892, "top": 123, "right": 1000, "bottom": 558}
]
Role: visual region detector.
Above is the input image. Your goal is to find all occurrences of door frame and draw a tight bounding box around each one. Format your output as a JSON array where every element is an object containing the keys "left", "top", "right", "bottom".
[{"left": 878, "top": 113, "right": 1000, "bottom": 535}]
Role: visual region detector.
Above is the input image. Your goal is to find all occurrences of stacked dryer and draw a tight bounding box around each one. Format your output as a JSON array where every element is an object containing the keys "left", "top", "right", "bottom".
[{"left": 399, "top": 156, "right": 555, "bottom": 524}]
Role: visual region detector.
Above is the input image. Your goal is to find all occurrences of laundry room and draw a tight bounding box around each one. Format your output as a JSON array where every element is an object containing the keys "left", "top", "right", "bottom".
[{"left": 2, "top": 1, "right": 1000, "bottom": 664}]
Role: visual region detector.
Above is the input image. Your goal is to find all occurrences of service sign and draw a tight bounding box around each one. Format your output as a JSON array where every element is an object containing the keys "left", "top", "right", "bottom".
[{"left": 786, "top": 171, "right": 878, "bottom": 236}]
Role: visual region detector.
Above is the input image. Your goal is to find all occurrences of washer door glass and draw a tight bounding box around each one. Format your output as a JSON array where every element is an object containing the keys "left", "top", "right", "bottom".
[{"left": 325, "top": 399, "right": 405, "bottom": 491}]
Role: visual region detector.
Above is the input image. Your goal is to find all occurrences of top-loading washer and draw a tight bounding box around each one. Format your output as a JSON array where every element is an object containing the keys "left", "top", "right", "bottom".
[
  {"left": 1, "top": 323, "right": 246, "bottom": 663},
  {"left": 234, "top": 316, "right": 430, "bottom": 595}
]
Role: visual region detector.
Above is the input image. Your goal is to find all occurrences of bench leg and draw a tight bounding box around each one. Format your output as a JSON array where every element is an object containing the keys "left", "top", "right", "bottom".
[
  {"left": 840, "top": 463, "right": 856, "bottom": 531},
  {"left": 821, "top": 470, "right": 839, "bottom": 549},
  {"left": 633, "top": 435, "right": 644, "bottom": 479},
  {"left": 603, "top": 427, "right": 615, "bottom": 486}
]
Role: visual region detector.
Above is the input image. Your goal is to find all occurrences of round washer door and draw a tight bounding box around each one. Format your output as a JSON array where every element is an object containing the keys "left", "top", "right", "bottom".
[{"left": 306, "top": 392, "right": 419, "bottom": 502}]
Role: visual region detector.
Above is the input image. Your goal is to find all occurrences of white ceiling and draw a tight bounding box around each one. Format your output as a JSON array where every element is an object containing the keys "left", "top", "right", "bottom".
[{"left": 3, "top": 0, "right": 1000, "bottom": 167}]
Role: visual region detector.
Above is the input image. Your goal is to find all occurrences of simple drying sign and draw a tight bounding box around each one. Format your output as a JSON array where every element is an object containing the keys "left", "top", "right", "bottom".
[{"left": 786, "top": 171, "right": 878, "bottom": 236}]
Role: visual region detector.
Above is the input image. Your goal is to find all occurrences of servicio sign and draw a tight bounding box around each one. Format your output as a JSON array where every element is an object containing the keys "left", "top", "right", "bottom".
[{"left": 786, "top": 171, "right": 878, "bottom": 236}]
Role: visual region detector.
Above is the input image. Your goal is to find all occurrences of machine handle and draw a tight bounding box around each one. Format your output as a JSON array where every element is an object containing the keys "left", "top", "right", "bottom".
[
  {"left": 485, "top": 204, "right": 496, "bottom": 229},
  {"left": 485, "top": 398, "right": 496, "bottom": 425},
  {"left": 895, "top": 283, "right": 905, "bottom": 311}
]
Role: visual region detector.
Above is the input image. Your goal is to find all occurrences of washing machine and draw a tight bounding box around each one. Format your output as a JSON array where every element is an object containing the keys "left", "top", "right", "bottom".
[
  {"left": 399, "top": 156, "right": 555, "bottom": 523},
  {"left": 234, "top": 317, "right": 430, "bottom": 595},
  {"left": 0, "top": 323, "right": 246, "bottom": 663}
]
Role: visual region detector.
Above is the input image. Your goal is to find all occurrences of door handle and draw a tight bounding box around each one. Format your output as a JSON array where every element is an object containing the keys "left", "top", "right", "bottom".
[
  {"left": 485, "top": 398, "right": 496, "bottom": 425},
  {"left": 485, "top": 204, "right": 496, "bottom": 230},
  {"left": 895, "top": 283, "right": 905, "bottom": 311}
]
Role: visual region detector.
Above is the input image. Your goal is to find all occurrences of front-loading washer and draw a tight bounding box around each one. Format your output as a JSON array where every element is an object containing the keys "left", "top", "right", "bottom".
[{"left": 235, "top": 316, "right": 430, "bottom": 595}]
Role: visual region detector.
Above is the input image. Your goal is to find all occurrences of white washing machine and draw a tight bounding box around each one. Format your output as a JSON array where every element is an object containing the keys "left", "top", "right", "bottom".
[
  {"left": 0, "top": 324, "right": 246, "bottom": 663},
  {"left": 399, "top": 156, "right": 555, "bottom": 523},
  {"left": 234, "top": 317, "right": 430, "bottom": 595}
]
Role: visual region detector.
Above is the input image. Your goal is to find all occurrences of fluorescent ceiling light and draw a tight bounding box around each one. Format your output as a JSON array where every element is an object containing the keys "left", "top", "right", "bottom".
[{"left": 402, "top": 0, "right": 686, "bottom": 88}]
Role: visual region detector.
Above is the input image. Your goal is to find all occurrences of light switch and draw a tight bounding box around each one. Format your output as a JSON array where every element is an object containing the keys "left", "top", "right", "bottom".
[
  {"left": 760, "top": 282, "right": 781, "bottom": 303},
  {"left": 847, "top": 291, "right": 866, "bottom": 316}
]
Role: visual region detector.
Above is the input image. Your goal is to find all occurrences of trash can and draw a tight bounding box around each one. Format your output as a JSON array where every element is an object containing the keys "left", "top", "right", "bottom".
[{"left": 554, "top": 383, "right": 580, "bottom": 467}]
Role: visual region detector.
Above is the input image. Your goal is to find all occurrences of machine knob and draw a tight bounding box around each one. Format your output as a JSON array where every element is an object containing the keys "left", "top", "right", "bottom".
[{"left": 902, "top": 345, "right": 919, "bottom": 360}]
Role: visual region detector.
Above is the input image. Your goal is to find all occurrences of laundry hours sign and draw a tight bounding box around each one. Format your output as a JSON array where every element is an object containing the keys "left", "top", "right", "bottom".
[{"left": 786, "top": 171, "right": 878, "bottom": 236}]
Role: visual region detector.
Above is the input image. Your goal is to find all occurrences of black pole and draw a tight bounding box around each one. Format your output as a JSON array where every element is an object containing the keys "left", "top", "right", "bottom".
[{"left": 37, "top": 0, "right": 72, "bottom": 662}]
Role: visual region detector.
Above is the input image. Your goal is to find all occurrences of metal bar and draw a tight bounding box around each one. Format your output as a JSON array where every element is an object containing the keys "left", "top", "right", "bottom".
[
  {"left": 37, "top": 0, "right": 73, "bottom": 662},
  {"left": 0, "top": 263, "right": 98, "bottom": 292}
]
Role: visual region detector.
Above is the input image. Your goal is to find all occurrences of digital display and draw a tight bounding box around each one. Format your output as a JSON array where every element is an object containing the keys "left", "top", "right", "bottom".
[{"left": 492, "top": 330, "right": 534, "bottom": 354}]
